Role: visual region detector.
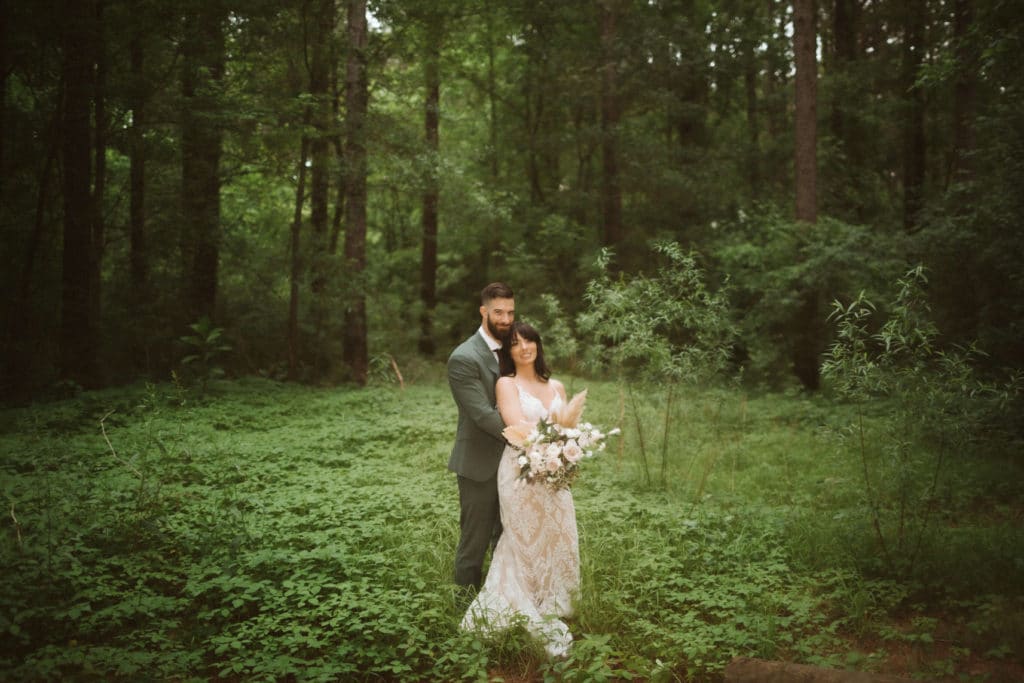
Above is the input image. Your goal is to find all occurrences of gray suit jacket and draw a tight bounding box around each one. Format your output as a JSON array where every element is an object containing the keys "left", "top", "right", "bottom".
[{"left": 447, "top": 331, "right": 507, "bottom": 482}]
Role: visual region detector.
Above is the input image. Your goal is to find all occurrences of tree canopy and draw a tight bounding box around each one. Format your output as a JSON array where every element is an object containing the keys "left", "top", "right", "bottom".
[{"left": 2, "top": 0, "right": 1022, "bottom": 396}]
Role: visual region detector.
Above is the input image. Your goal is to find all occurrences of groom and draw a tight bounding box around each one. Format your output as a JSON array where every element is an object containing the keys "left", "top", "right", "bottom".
[{"left": 447, "top": 282, "right": 515, "bottom": 589}]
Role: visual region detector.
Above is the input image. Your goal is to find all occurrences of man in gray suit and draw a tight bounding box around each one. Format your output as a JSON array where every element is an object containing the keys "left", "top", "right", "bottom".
[{"left": 447, "top": 282, "right": 515, "bottom": 589}]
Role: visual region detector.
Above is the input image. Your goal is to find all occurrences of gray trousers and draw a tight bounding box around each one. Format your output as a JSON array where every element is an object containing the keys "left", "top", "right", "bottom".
[{"left": 454, "top": 474, "right": 503, "bottom": 588}]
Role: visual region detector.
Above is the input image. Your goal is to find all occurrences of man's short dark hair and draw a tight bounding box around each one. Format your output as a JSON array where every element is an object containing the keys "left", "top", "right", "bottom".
[{"left": 481, "top": 282, "right": 514, "bottom": 305}]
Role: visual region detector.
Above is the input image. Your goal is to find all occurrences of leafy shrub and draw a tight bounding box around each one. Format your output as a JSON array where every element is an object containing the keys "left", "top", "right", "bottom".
[
  {"left": 578, "top": 241, "right": 734, "bottom": 487},
  {"left": 821, "top": 266, "right": 1022, "bottom": 578}
]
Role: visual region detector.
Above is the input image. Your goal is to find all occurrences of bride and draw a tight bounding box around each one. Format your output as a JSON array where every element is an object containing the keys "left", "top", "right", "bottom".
[{"left": 460, "top": 321, "right": 580, "bottom": 658}]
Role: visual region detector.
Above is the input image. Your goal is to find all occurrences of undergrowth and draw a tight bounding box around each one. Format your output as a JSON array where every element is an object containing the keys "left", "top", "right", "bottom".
[{"left": 1, "top": 376, "right": 1021, "bottom": 681}]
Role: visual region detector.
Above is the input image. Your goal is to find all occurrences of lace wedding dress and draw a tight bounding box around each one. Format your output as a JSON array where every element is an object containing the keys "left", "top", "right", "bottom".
[{"left": 460, "top": 382, "right": 580, "bottom": 657}]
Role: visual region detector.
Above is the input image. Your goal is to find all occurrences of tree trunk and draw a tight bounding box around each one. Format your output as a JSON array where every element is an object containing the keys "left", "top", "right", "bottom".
[
  {"left": 329, "top": 30, "right": 345, "bottom": 256},
  {"left": 343, "top": 0, "right": 369, "bottom": 385},
  {"left": 479, "top": 6, "right": 501, "bottom": 280},
  {"left": 129, "top": 15, "right": 147, "bottom": 315},
  {"left": 307, "top": 0, "right": 334, "bottom": 377},
  {"left": 600, "top": 0, "right": 623, "bottom": 250},
  {"left": 743, "top": 36, "right": 760, "bottom": 197},
  {"left": 0, "top": 0, "right": 8, "bottom": 204},
  {"left": 793, "top": 0, "right": 821, "bottom": 391},
  {"left": 831, "top": 0, "right": 860, "bottom": 167},
  {"left": 901, "top": 0, "right": 926, "bottom": 232},
  {"left": 309, "top": 0, "right": 333, "bottom": 294},
  {"left": 181, "top": 4, "right": 224, "bottom": 325},
  {"left": 419, "top": 13, "right": 441, "bottom": 357},
  {"left": 794, "top": 0, "right": 817, "bottom": 224},
  {"left": 524, "top": 19, "right": 547, "bottom": 207},
  {"left": 950, "top": 0, "right": 976, "bottom": 184},
  {"left": 59, "top": 0, "right": 98, "bottom": 386},
  {"left": 7, "top": 124, "right": 58, "bottom": 394},
  {"left": 91, "top": 0, "right": 106, "bottom": 338},
  {"left": 288, "top": 131, "right": 310, "bottom": 381}
]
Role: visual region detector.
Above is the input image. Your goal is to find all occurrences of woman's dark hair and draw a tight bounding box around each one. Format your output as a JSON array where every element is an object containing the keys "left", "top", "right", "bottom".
[{"left": 498, "top": 321, "right": 551, "bottom": 380}]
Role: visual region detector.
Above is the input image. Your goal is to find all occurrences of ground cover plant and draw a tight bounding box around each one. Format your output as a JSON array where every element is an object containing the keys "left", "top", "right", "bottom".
[{"left": 1, "top": 375, "right": 1022, "bottom": 681}]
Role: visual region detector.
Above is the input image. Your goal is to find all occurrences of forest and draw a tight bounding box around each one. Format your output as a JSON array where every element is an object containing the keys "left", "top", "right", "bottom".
[
  {"left": 2, "top": 0, "right": 1022, "bottom": 391},
  {"left": 2, "top": 0, "right": 1023, "bottom": 681}
]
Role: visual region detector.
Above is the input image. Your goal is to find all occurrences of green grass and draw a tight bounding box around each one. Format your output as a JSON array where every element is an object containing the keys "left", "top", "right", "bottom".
[{"left": 1, "top": 375, "right": 1021, "bottom": 681}]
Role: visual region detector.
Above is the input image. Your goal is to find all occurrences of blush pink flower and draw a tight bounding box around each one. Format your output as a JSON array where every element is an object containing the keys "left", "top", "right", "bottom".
[{"left": 562, "top": 440, "right": 583, "bottom": 463}]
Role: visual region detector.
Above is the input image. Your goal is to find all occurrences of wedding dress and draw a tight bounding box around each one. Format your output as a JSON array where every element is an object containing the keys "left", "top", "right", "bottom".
[{"left": 460, "top": 382, "right": 580, "bottom": 658}]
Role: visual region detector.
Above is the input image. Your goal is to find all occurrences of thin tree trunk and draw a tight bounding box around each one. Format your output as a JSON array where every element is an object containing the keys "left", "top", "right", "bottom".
[
  {"left": 950, "top": 0, "right": 976, "bottom": 184},
  {"left": 0, "top": 0, "right": 8, "bottom": 204},
  {"left": 793, "top": 0, "right": 821, "bottom": 391},
  {"left": 831, "top": 0, "right": 859, "bottom": 166},
  {"left": 743, "top": 37, "right": 760, "bottom": 197},
  {"left": 129, "top": 18, "right": 147, "bottom": 314},
  {"left": 6, "top": 126, "right": 58, "bottom": 393},
  {"left": 901, "top": 0, "right": 926, "bottom": 232},
  {"left": 479, "top": 6, "right": 500, "bottom": 279},
  {"left": 91, "top": 0, "right": 106, "bottom": 337},
  {"left": 794, "top": 0, "right": 817, "bottom": 224},
  {"left": 328, "top": 30, "right": 345, "bottom": 256},
  {"left": 59, "top": 0, "right": 98, "bottom": 386},
  {"left": 309, "top": 0, "right": 333, "bottom": 294},
  {"left": 343, "top": 0, "right": 369, "bottom": 385},
  {"left": 600, "top": 0, "right": 623, "bottom": 250},
  {"left": 288, "top": 132, "right": 310, "bottom": 381},
  {"left": 181, "top": 5, "right": 224, "bottom": 324},
  {"left": 419, "top": 14, "right": 441, "bottom": 357},
  {"left": 307, "top": 0, "right": 334, "bottom": 378}
]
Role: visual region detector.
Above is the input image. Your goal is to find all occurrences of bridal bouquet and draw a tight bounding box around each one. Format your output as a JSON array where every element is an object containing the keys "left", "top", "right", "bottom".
[{"left": 502, "top": 390, "right": 620, "bottom": 490}]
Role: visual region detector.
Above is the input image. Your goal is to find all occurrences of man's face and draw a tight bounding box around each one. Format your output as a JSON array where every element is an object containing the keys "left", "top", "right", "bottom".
[{"left": 480, "top": 297, "right": 515, "bottom": 341}]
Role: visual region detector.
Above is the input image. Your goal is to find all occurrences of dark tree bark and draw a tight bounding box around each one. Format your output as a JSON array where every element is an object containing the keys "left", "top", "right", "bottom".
[
  {"left": 306, "top": 0, "right": 335, "bottom": 378},
  {"left": 329, "top": 29, "right": 346, "bottom": 256},
  {"left": 522, "top": 11, "right": 551, "bottom": 207},
  {"left": 419, "top": 12, "right": 442, "bottom": 357},
  {"left": 950, "top": 0, "right": 976, "bottom": 183},
  {"left": 59, "top": 0, "right": 98, "bottom": 386},
  {"left": 309, "top": 0, "right": 334, "bottom": 296},
  {"left": 793, "top": 0, "right": 822, "bottom": 391},
  {"left": 6, "top": 119, "right": 59, "bottom": 393},
  {"left": 91, "top": 0, "right": 107, "bottom": 334},
  {"left": 600, "top": 0, "right": 623, "bottom": 249},
  {"left": 129, "top": 11, "right": 147, "bottom": 314},
  {"left": 794, "top": 0, "right": 817, "bottom": 224},
  {"left": 343, "top": 0, "right": 369, "bottom": 385},
  {"left": 288, "top": 131, "right": 310, "bottom": 381},
  {"left": 478, "top": 5, "right": 501, "bottom": 280},
  {"left": 831, "top": 0, "right": 861, "bottom": 167},
  {"left": 181, "top": 4, "right": 225, "bottom": 324},
  {"left": 0, "top": 0, "right": 8, "bottom": 204},
  {"left": 742, "top": 35, "right": 760, "bottom": 197},
  {"left": 901, "top": 0, "right": 926, "bottom": 232}
]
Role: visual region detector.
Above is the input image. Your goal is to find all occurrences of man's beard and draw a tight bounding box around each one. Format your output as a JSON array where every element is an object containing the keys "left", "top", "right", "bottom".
[{"left": 487, "top": 316, "right": 510, "bottom": 341}]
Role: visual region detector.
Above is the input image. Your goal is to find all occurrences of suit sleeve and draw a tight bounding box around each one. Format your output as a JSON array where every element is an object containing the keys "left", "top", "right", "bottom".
[{"left": 448, "top": 352, "right": 506, "bottom": 441}]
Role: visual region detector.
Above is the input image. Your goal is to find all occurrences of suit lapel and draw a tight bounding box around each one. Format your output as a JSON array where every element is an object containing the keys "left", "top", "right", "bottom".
[{"left": 471, "top": 332, "right": 500, "bottom": 379}]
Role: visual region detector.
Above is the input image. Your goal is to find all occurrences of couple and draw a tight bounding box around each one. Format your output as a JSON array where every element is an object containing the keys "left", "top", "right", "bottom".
[{"left": 447, "top": 282, "right": 579, "bottom": 658}]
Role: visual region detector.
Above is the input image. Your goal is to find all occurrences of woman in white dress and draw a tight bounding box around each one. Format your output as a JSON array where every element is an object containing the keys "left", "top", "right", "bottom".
[{"left": 460, "top": 322, "right": 580, "bottom": 657}]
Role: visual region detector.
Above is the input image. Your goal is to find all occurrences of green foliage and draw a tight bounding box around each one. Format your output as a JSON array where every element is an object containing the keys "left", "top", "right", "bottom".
[
  {"left": 712, "top": 207, "right": 905, "bottom": 387},
  {"left": 579, "top": 241, "right": 734, "bottom": 487},
  {"left": 821, "top": 266, "right": 1022, "bottom": 578},
  {"left": 1, "top": 377, "right": 1021, "bottom": 681},
  {"left": 179, "top": 318, "right": 233, "bottom": 392},
  {"left": 580, "top": 242, "right": 734, "bottom": 386}
]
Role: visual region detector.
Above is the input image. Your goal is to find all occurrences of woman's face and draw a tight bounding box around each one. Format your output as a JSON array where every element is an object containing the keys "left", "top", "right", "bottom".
[{"left": 509, "top": 332, "right": 537, "bottom": 368}]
